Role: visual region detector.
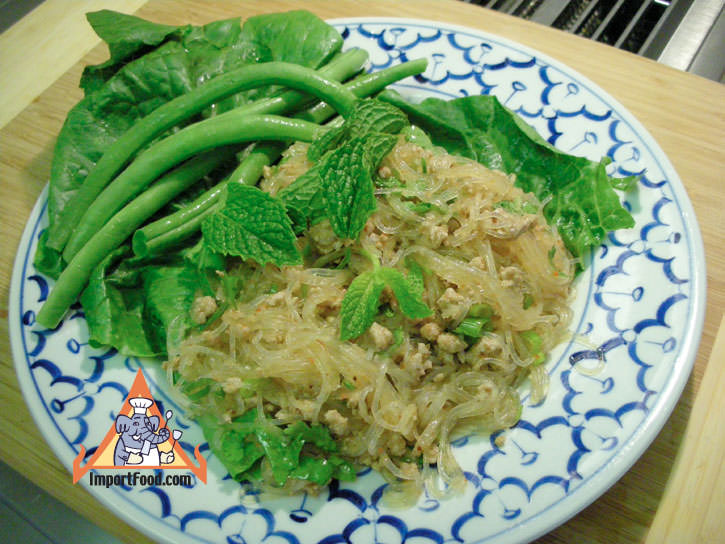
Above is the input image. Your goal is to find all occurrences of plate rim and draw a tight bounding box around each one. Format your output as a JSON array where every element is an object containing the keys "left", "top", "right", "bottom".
[{"left": 8, "top": 191, "right": 206, "bottom": 544}]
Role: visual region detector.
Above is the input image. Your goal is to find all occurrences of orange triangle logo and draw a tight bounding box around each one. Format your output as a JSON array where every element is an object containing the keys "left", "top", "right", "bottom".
[{"left": 72, "top": 368, "right": 206, "bottom": 484}]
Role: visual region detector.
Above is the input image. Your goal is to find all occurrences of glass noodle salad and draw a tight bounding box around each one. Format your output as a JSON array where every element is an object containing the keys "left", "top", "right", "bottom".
[{"left": 34, "top": 10, "right": 635, "bottom": 498}]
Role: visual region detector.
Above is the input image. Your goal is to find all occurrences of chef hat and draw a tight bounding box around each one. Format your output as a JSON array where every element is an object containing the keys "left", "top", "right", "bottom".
[{"left": 129, "top": 397, "right": 154, "bottom": 415}]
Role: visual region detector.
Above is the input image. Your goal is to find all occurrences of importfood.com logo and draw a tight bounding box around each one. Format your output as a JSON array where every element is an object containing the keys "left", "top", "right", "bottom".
[
  {"left": 72, "top": 369, "right": 206, "bottom": 486},
  {"left": 88, "top": 471, "right": 193, "bottom": 488}
]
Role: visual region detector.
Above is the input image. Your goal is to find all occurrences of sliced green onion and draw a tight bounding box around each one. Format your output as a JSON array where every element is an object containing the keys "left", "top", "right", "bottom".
[
  {"left": 336, "top": 247, "right": 352, "bottom": 269},
  {"left": 520, "top": 330, "right": 542, "bottom": 352},
  {"left": 405, "top": 201, "right": 442, "bottom": 214},
  {"left": 469, "top": 303, "right": 494, "bottom": 319},
  {"left": 453, "top": 317, "right": 489, "bottom": 339}
]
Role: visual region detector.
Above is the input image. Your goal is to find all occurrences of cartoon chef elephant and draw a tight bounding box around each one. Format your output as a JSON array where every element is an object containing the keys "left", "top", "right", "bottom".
[{"left": 114, "top": 397, "right": 175, "bottom": 466}]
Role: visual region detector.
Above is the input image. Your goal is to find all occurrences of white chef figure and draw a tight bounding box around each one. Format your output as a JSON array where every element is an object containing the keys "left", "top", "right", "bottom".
[{"left": 113, "top": 396, "right": 172, "bottom": 466}]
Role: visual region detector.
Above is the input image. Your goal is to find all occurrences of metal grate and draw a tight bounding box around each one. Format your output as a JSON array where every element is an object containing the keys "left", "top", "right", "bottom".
[
  {"left": 463, "top": 0, "right": 725, "bottom": 81},
  {"left": 467, "top": 0, "right": 679, "bottom": 53},
  {"left": 619, "top": 2, "right": 671, "bottom": 53}
]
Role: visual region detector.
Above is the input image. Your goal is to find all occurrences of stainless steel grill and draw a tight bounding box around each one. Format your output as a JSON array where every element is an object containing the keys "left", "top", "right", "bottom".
[{"left": 465, "top": 0, "right": 725, "bottom": 81}]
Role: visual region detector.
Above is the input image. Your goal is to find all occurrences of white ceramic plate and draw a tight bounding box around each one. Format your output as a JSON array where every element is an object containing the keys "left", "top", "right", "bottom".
[{"left": 9, "top": 18, "right": 705, "bottom": 544}]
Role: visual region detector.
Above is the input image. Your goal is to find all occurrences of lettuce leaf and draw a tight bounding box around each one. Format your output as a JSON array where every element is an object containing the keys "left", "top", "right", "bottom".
[
  {"left": 79, "top": 239, "right": 223, "bottom": 357},
  {"left": 197, "top": 409, "right": 355, "bottom": 486},
  {"left": 379, "top": 90, "right": 635, "bottom": 259},
  {"left": 80, "top": 10, "right": 180, "bottom": 93},
  {"left": 37, "top": 10, "right": 343, "bottom": 276}
]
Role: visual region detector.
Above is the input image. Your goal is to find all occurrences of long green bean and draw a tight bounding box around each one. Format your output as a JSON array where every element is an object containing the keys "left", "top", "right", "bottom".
[
  {"left": 35, "top": 147, "right": 236, "bottom": 329},
  {"left": 132, "top": 142, "right": 284, "bottom": 256},
  {"left": 133, "top": 59, "right": 429, "bottom": 255},
  {"left": 300, "top": 58, "right": 428, "bottom": 123},
  {"left": 37, "top": 115, "right": 325, "bottom": 329},
  {"left": 227, "top": 50, "right": 367, "bottom": 118},
  {"left": 61, "top": 65, "right": 358, "bottom": 261},
  {"left": 49, "top": 54, "right": 366, "bottom": 255}
]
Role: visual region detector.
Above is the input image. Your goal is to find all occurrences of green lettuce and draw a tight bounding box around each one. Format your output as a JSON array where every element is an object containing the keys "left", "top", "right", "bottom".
[
  {"left": 37, "top": 10, "right": 343, "bottom": 275},
  {"left": 379, "top": 90, "right": 635, "bottom": 259},
  {"left": 198, "top": 409, "right": 355, "bottom": 486},
  {"left": 79, "top": 239, "right": 224, "bottom": 357}
]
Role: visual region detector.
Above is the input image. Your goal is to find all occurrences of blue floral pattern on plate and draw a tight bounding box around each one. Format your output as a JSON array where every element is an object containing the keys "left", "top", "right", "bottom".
[{"left": 8, "top": 18, "right": 705, "bottom": 544}]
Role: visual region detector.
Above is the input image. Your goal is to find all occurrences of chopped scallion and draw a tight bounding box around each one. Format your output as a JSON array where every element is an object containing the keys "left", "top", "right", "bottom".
[
  {"left": 468, "top": 303, "right": 494, "bottom": 319},
  {"left": 453, "top": 317, "right": 489, "bottom": 338},
  {"left": 520, "top": 330, "right": 544, "bottom": 364},
  {"left": 404, "top": 201, "right": 442, "bottom": 214}
]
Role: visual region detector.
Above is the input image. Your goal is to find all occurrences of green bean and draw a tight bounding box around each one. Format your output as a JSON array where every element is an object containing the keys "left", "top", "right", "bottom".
[
  {"left": 133, "top": 204, "right": 212, "bottom": 257},
  {"left": 36, "top": 147, "right": 236, "bottom": 329},
  {"left": 61, "top": 66, "right": 357, "bottom": 262},
  {"left": 300, "top": 58, "right": 428, "bottom": 123},
  {"left": 132, "top": 142, "right": 284, "bottom": 256},
  {"left": 49, "top": 57, "right": 364, "bottom": 255},
  {"left": 37, "top": 115, "right": 324, "bottom": 330},
  {"left": 226, "top": 142, "right": 286, "bottom": 185},
  {"left": 227, "top": 49, "right": 368, "bottom": 118},
  {"left": 133, "top": 59, "right": 429, "bottom": 255}
]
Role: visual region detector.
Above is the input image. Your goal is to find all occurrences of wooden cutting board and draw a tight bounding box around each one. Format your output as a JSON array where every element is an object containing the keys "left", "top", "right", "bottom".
[{"left": 1, "top": 1, "right": 724, "bottom": 543}]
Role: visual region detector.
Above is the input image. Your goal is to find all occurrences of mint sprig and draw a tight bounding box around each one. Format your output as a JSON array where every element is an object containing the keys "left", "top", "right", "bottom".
[
  {"left": 202, "top": 183, "right": 301, "bottom": 266},
  {"left": 340, "top": 263, "right": 432, "bottom": 341},
  {"left": 339, "top": 270, "right": 387, "bottom": 341},
  {"left": 277, "top": 164, "right": 327, "bottom": 231},
  {"left": 307, "top": 98, "right": 409, "bottom": 161},
  {"left": 378, "top": 268, "right": 431, "bottom": 320},
  {"left": 281, "top": 98, "right": 408, "bottom": 239},
  {"left": 320, "top": 137, "right": 377, "bottom": 239}
]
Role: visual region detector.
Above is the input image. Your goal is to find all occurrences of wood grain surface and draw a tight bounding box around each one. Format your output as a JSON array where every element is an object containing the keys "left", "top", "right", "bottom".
[
  {"left": 1, "top": 1, "right": 723, "bottom": 543},
  {"left": 646, "top": 314, "right": 725, "bottom": 544}
]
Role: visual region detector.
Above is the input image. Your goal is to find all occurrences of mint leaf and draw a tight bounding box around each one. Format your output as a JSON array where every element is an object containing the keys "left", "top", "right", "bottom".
[
  {"left": 378, "top": 268, "right": 432, "bottom": 319},
  {"left": 340, "top": 264, "right": 431, "bottom": 340},
  {"left": 308, "top": 98, "right": 408, "bottom": 162},
  {"left": 291, "top": 99, "right": 409, "bottom": 241},
  {"left": 340, "top": 270, "right": 386, "bottom": 340},
  {"left": 286, "top": 133, "right": 397, "bottom": 238},
  {"left": 364, "top": 132, "right": 398, "bottom": 170},
  {"left": 307, "top": 125, "right": 346, "bottom": 162},
  {"left": 320, "top": 138, "right": 377, "bottom": 239},
  {"left": 404, "top": 258, "right": 425, "bottom": 297},
  {"left": 202, "top": 183, "right": 301, "bottom": 266},
  {"left": 277, "top": 165, "right": 326, "bottom": 231},
  {"left": 346, "top": 98, "right": 410, "bottom": 139}
]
